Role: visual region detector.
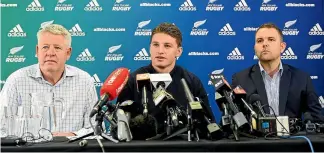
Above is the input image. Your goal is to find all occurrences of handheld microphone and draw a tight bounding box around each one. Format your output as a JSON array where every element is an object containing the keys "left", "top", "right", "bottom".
[
  {"left": 136, "top": 73, "right": 151, "bottom": 117},
  {"left": 249, "top": 94, "right": 266, "bottom": 118},
  {"left": 153, "top": 81, "right": 180, "bottom": 129},
  {"left": 233, "top": 86, "right": 257, "bottom": 119},
  {"left": 89, "top": 68, "right": 130, "bottom": 118},
  {"left": 210, "top": 76, "right": 248, "bottom": 128},
  {"left": 116, "top": 109, "right": 133, "bottom": 142},
  {"left": 181, "top": 78, "right": 223, "bottom": 140}
]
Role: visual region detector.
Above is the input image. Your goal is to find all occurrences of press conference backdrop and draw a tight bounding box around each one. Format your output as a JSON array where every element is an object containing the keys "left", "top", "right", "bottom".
[{"left": 1, "top": 0, "right": 324, "bottom": 120}]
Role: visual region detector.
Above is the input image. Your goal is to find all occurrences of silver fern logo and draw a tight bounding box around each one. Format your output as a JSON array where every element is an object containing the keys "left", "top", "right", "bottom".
[
  {"left": 190, "top": 19, "right": 209, "bottom": 36},
  {"left": 55, "top": 0, "right": 73, "bottom": 11},
  {"left": 134, "top": 20, "right": 152, "bottom": 36},
  {"left": 206, "top": 0, "right": 224, "bottom": 11},
  {"left": 105, "top": 44, "right": 124, "bottom": 61},
  {"left": 112, "top": 0, "right": 131, "bottom": 11},
  {"left": 6, "top": 46, "right": 26, "bottom": 62},
  {"left": 307, "top": 43, "right": 323, "bottom": 60},
  {"left": 260, "top": 0, "right": 277, "bottom": 11},
  {"left": 40, "top": 20, "right": 54, "bottom": 29},
  {"left": 283, "top": 19, "right": 299, "bottom": 35}
]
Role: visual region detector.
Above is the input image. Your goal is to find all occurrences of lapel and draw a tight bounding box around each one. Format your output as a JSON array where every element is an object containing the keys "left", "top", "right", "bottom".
[
  {"left": 250, "top": 64, "right": 270, "bottom": 113},
  {"left": 279, "top": 64, "right": 291, "bottom": 115}
]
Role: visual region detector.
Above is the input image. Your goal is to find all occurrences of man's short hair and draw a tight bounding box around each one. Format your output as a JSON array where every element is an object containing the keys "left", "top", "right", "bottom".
[
  {"left": 151, "top": 23, "right": 182, "bottom": 47},
  {"left": 256, "top": 23, "right": 284, "bottom": 42},
  {"left": 37, "top": 24, "right": 72, "bottom": 47}
]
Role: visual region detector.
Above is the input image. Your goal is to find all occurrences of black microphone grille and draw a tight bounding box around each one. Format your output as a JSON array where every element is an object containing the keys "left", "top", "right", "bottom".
[{"left": 249, "top": 94, "right": 261, "bottom": 104}]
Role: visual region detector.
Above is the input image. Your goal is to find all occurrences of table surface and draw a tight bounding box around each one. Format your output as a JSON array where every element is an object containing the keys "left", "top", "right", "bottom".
[{"left": 2, "top": 133, "right": 324, "bottom": 152}]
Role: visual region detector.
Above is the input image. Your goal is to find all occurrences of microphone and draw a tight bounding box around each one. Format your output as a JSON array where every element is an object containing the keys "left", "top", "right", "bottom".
[
  {"left": 116, "top": 109, "right": 133, "bottom": 142},
  {"left": 249, "top": 94, "right": 266, "bottom": 118},
  {"left": 89, "top": 68, "right": 130, "bottom": 118},
  {"left": 136, "top": 73, "right": 151, "bottom": 117},
  {"left": 210, "top": 76, "right": 248, "bottom": 128},
  {"left": 104, "top": 100, "right": 134, "bottom": 129},
  {"left": 129, "top": 114, "right": 158, "bottom": 140},
  {"left": 304, "top": 112, "right": 316, "bottom": 134},
  {"left": 181, "top": 78, "right": 223, "bottom": 140},
  {"left": 233, "top": 86, "right": 257, "bottom": 119},
  {"left": 153, "top": 81, "right": 180, "bottom": 129}
]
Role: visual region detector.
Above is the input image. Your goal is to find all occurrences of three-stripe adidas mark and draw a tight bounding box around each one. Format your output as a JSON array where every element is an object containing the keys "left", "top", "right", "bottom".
[
  {"left": 233, "top": 0, "right": 251, "bottom": 11},
  {"left": 8, "top": 24, "right": 26, "bottom": 37},
  {"left": 134, "top": 48, "right": 151, "bottom": 60},
  {"left": 179, "top": 0, "right": 196, "bottom": 11},
  {"left": 181, "top": 0, "right": 194, "bottom": 7},
  {"left": 219, "top": 23, "right": 236, "bottom": 35},
  {"left": 69, "top": 24, "right": 85, "bottom": 36},
  {"left": 309, "top": 23, "right": 324, "bottom": 35},
  {"left": 227, "top": 47, "right": 244, "bottom": 60},
  {"left": 84, "top": 0, "right": 102, "bottom": 11},
  {"left": 92, "top": 74, "right": 103, "bottom": 86},
  {"left": 26, "top": 0, "right": 44, "bottom": 11},
  {"left": 76, "top": 49, "right": 95, "bottom": 61},
  {"left": 281, "top": 47, "right": 297, "bottom": 59}
]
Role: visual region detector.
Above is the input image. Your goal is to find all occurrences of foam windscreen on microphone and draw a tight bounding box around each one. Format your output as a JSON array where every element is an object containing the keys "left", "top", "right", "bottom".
[
  {"left": 249, "top": 94, "right": 261, "bottom": 104},
  {"left": 129, "top": 114, "right": 158, "bottom": 140}
]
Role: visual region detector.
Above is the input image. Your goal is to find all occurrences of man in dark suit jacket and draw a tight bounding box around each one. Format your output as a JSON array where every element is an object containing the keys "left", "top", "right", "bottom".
[{"left": 232, "top": 23, "right": 323, "bottom": 122}]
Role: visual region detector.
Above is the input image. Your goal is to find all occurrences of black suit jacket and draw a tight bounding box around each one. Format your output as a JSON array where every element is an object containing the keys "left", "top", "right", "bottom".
[{"left": 232, "top": 63, "right": 323, "bottom": 122}]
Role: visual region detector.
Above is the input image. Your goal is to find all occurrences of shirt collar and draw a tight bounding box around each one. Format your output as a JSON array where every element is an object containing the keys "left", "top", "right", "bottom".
[
  {"left": 259, "top": 61, "right": 283, "bottom": 77},
  {"left": 30, "top": 64, "right": 76, "bottom": 79},
  {"left": 148, "top": 63, "right": 177, "bottom": 76}
]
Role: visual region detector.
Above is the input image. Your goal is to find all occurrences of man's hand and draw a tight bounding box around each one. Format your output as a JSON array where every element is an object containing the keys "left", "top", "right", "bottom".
[{"left": 52, "top": 132, "right": 76, "bottom": 137}]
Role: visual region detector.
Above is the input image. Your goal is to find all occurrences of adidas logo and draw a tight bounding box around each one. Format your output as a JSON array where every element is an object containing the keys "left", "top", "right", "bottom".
[
  {"left": 219, "top": 23, "right": 236, "bottom": 35},
  {"left": 26, "top": 0, "right": 44, "bottom": 11},
  {"left": 76, "top": 48, "right": 95, "bottom": 61},
  {"left": 281, "top": 47, "right": 297, "bottom": 60},
  {"left": 84, "top": 0, "right": 103, "bottom": 11},
  {"left": 69, "top": 24, "right": 86, "bottom": 36},
  {"left": 283, "top": 20, "right": 299, "bottom": 35},
  {"left": 112, "top": 0, "right": 131, "bottom": 11},
  {"left": 6, "top": 46, "right": 26, "bottom": 63},
  {"left": 307, "top": 43, "right": 323, "bottom": 60},
  {"left": 309, "top": 23, "right": 324, "bottom": 35},
  {"left": 233, "top": 0, "right": 251, "bottom": 11},
  {"left": 8, "top": 24, "right": 26, "bottom": 37},
  {"left": 134, "top": 20, "right": 152, "bottom": 36},
  {"left": 92, "top": 74, "right": 103, "bottom": 87},
  {"left": 105, "top": 44, "right": 124, "bottom": 61},
  {"left": 190, "top": 19, "right": 209, "bottom": 36},
  {"left": 134, "top": 48, "right": 151, "bottom": 61},
  {"left": 253, "top": 55, "right": 259, "bottom": 60},
  {"left": 260, "top": 0, "right": 278, "bottom": 11},
  {"left": 206, "top": 0, "right": 224, "bottom": 11},
  {"left": 179, "top": 0, "right": 197, "bottom": 11},
  {"left": 55, "top": 0, "right": 74, "bottom": 11},
  {"left": 227, "top": 47, "right": 244, "bottom": 60}
]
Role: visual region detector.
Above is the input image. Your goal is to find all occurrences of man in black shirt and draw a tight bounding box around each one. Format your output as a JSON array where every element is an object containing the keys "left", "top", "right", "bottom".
[{"left": 116, "top": 23, "right": 214, "bottom": 139}]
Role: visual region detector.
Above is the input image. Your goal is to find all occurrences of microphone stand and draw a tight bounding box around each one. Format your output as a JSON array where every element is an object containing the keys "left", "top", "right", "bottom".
[
  {"left": 68, "top": 107, "right": 118, "bottom": 143},
  {"left": 94, "top": 111, "right": 119, "bottom": 143}
]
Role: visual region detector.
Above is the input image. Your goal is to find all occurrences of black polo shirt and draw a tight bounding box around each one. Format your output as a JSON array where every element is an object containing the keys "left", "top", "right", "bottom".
[{"left": 116, "top": 64, "right": 214, "bottom": 133}]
